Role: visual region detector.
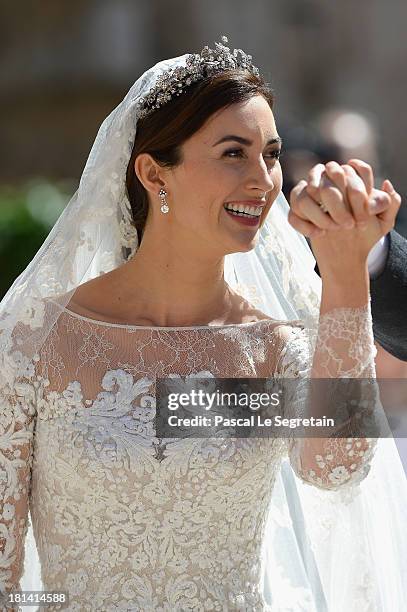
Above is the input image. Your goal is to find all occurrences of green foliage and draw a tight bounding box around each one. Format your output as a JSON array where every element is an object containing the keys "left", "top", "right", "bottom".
[{"left": 0, "top": 180, "right": 75, "bottom": 299}]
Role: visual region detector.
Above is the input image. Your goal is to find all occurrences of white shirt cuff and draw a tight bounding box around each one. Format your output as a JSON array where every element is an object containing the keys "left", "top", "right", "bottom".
[{"left": 367, "top": 234, "right": 390, "bottom": 278}]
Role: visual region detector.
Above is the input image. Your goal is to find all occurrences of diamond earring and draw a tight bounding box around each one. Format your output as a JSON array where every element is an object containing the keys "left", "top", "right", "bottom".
[{"left": 159, "top": 189, "right": 169, "bottom": 214}]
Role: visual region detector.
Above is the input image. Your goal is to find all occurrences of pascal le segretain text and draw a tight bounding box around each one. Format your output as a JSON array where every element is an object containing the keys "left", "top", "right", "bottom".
[{"left": 167, "top": 414, "right": 335, "bottom": 429}]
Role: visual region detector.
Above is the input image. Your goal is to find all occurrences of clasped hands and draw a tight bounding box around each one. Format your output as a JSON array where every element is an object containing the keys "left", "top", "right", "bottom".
[{"left": 288, "top": 159, "right": 401, "bottom": 270}]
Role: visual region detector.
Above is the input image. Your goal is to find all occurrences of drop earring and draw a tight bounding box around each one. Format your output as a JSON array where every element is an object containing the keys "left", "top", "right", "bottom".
[{"left": 159, "top": 189, "right": 169, "bottom": 214}]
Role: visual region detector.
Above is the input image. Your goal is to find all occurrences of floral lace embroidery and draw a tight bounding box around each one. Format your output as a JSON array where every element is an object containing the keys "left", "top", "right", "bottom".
[
  {"left": 0, "top": 301, "right": 381, "bottom": 610},
  {"left": 275, "top": 303, "right": 382, "bottom": 495}
]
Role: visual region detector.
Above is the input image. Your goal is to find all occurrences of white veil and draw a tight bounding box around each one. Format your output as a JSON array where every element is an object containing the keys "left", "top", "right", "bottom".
[{"left": 2, "top": 47, "right": 406, "bottom": 611}]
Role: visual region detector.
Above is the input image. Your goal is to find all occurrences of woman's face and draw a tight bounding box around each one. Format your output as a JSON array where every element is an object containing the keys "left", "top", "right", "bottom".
[{"left": 163, "top": 94, "right": 283, "bottom": 255}]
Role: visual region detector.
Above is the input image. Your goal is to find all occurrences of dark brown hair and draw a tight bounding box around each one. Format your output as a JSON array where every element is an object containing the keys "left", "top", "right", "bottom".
[{"left": 126, "top": 69, "right": 274, "bottom": 243}]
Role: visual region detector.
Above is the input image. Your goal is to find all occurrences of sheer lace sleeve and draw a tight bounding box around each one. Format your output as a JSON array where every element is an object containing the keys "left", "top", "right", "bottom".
[
  {"left": 273, "top": 301, "right": 384, "bottom": 491},
  {"left": 0, "top": 326, "right": 37, "bottom": 610}
]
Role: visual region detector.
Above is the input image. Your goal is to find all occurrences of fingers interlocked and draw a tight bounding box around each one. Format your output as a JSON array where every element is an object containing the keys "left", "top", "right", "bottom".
[{"left": 289, "top": 158, "right": 401, "bottom": 238}]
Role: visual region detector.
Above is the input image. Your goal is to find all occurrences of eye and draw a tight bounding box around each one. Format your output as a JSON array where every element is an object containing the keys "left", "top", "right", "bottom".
[
  {"left": 222, "top": 148, "right": 245, "bottom": 158},
  {"left": 266, "top": 149, "right": 282, "bottom": 160},
  {"left": 222, "top": 148, "right": 282, "bottom": 161}
]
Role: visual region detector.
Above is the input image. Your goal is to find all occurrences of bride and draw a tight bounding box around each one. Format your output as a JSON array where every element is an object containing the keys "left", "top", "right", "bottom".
[{"left": 1, "top": 36, "right": 406, "bottom": 611}]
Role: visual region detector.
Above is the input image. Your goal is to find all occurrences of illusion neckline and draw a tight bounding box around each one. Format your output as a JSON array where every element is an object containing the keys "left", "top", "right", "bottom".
[{"left": 52, "top": 301, "right": 275, "bottom": 331}]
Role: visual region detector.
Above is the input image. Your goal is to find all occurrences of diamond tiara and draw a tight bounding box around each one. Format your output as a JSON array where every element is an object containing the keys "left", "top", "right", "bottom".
[{"left": 136, "top": 35, "right": 261, "bottom": 120}]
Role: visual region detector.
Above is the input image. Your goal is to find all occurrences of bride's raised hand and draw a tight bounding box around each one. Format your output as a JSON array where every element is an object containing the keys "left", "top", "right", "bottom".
[
  {"left": 289, "top": 160, "right": 401, "bottom": 276},
  {"left": 311, "top": 159, "right": 400, "bottom": 235},
  {"left": 288, "top": 159, "right": 401, "bottom": 241}
]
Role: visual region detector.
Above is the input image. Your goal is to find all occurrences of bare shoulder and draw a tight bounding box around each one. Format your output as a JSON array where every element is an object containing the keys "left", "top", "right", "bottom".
[
  {"left": 226, "top": 288, "right": 273, "bottom": 324},
  {"left": 239, "top": 308, "right": 275, "bottom": 324},
  {"left": 54, "top": 272, "right": 120, "bottom": 320},
  {"left": 228, "top": 299, "right": 273, "bottom": 324},
  {"left": 68, "top": 276, "right": 108, "bottom": 311},
  {"left": 228, "top": 293, "right": 303, "bottom": 328}
]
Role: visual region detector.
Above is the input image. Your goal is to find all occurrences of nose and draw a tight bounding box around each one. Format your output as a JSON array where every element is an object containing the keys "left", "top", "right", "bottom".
[{"left": 246, "top": 157, "right": 276, "bottom": 193}]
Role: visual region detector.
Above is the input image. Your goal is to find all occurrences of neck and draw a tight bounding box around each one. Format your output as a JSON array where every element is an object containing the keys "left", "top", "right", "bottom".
[{"left": 114, "top": 233, "right": 235, "bottom": 327}]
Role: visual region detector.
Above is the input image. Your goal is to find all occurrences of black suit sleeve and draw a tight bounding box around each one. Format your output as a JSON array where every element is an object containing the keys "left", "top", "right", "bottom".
[{"left": 370, "top": 230, "right": 407, "bottom": 361}]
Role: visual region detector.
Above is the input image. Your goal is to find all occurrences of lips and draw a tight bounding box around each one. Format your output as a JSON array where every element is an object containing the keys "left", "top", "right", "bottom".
[{"left": 223, "top": 207, "right": 261, "bottom": 226}]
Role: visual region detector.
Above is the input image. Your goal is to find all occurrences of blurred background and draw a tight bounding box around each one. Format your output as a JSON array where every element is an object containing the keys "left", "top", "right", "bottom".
[{"left": 1, "top": 1, "right": 406, "bottom": 458}]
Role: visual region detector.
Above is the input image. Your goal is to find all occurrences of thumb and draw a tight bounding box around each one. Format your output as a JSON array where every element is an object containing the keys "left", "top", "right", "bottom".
[
  {"left": 368, "top": 186, "right": 391, "bottom": 215},
  {"left": 382, "top": 177, "right": 402, "bottom": 212},
  {"left": 382, "top": 178, "right": 395, "bottom": 194}
]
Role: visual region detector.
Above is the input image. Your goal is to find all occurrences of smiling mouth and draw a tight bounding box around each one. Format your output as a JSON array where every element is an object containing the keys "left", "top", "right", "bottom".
[{"left": 223, "top": 203, "right": 264, "bottom": 218}]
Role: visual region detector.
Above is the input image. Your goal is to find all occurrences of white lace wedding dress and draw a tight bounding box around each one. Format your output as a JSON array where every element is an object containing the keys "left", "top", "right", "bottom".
[{"left": 0, "top": 298, "right": 378, "bottom": 611}]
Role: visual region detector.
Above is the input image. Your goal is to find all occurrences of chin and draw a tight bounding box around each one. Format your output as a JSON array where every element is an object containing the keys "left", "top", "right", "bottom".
[{"left": 228, "top": 234, "right": 259, "bottom": 256}]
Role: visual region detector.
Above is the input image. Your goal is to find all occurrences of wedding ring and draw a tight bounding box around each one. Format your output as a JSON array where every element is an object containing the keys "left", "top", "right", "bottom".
[{"left": 318, "top": 202, "right": 329, "bottom": 213}]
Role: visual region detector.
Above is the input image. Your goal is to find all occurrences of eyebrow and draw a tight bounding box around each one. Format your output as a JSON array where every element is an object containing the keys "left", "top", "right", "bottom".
[{"left": 213, "top": 135, "right": 283, "bottom": 147}]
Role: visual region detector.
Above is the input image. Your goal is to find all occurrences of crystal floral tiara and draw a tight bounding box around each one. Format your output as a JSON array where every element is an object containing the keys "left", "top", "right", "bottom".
[{"left": 136, "top": 35, "right": 260, "bottom": 120}]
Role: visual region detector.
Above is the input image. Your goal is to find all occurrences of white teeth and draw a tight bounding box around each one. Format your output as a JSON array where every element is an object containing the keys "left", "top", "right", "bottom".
[{"left": 224, "top": 203, "right": 263, "bottom": 217}]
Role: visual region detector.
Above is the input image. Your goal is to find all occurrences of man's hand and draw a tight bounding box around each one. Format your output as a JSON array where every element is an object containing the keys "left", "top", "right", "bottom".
[{"left": 288, "top": 159, "right": 401, "bottom": 239}]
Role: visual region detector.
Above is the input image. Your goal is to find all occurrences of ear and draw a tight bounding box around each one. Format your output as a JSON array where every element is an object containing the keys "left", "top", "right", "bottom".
[{"left": 134, "top": 153, "right": 166, "bottom": 196}]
